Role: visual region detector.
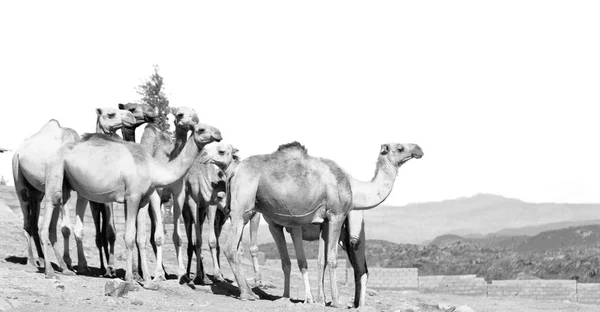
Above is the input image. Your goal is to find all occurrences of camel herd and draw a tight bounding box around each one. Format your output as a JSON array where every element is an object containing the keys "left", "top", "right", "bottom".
[{"left": 10, "top": 104, "right": 423, "bottom": 308}]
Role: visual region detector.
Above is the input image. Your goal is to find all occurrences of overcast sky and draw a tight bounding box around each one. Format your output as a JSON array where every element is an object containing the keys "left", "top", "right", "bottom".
[{"left": 0, "top": 1, "right": 599, "bottom": 206}]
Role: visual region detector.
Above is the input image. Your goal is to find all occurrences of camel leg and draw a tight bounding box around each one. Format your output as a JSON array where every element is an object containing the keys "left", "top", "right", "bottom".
[
  {"left": 123, "top": 196, "right": 140, "bottom": 283},
  {"left": 316, "top": 222, "right": 327, "bottom": 304},
  {"left": 72, "top": 197, "right": 91, "bottom": 275},
  {"left": 214, "top": 210, "right": 226, "bottom": 272},
  {"left": 207, "top": 203, "right": 224, "bottom": 282},
  {"left": 248, "top": 212, "right": 262, "bottom": 286},
  {"left": 192, "top": 201, "right": 211, "bottom": 285},
  {"left": 182, "top": 204, "right": 194, "bottom": 283},
  {"left": 344, "top": 210, "right": 368, "bottom": 308},
  {"left": 171, "top": 185, "right": 187, "bottom": 280},
  {"left": 89, "top": 202, "right": 105, "bottom": 276},
  {"left": 268, "top": 222, "right": 292, "bottom": 298},
  {"left": 136, "top": 201, "right": 157, "bottom": 290},
  {"left": 148, "top": 191, "right": 165, "bottom": 282},
  {"left": 60, "top": 192, "right": 74, "bottom": 271},
  {"left": 325, "top": 215, "right": 344, "bottom": 308},
  {"left": 40, "top": 182, "right": 74, "bottom": 277},
  {"left": 103, "top": 203, "right": 117, "bottom": 278},
  {"left": 13, "top": 156, "right": 43, "bottom": 268},
  {"left": 290, "top": 227, "right": 314, "bottom": 303}
]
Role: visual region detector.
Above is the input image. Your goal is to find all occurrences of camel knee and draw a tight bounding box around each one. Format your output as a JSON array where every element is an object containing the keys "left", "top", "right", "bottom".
[
  {"left": 49, "top": 191, "right": 63, "bottom": 206},
  {"left": 153, "top": 231, "right": 164, "bottom": 246},
  {"left": 297, "top": 258, "right": 308, "bottom": 271},
  {"left": 61, "top": 225, "right": 71, "bottom": 239},
  {"left": 74, "top": 227, "right": 84, "bottom": 242},
  {"left": 124, "top": 232, "right": 136, "bottom": 250},
  {"left": 172, "top": 233, "right": 181, "bottom": 247},
  {"left": 208, "top": 236, "right": 218, "bottom": 250},
  {"left": 327, "top": 259, "right": 338, "bottom": 270},
  {"left": 249, "top": 245, "right": 259, "bottom": 257}
]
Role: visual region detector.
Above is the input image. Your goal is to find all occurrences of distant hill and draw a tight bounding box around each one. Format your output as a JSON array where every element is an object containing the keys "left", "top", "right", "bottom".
[
  {"left": 517, "top": 224, "right": 600, "bottom": 253},
  {"left": 495, "top": 219, "right": 600, "bottom": 237},
  {"left": 365, "top": 193, "right": 600, "bottom": 244}
]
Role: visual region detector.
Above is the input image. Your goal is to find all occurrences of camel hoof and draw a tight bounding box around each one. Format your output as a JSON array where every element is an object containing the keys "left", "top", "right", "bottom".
[
  {"left": 305, "top": 295, "right": 315, "bottom": 304},
  {"left": 143, "top": 282, "right": 159, "bottom": 291},
  {"left": 239, "top": 291, "right": 257, "bottom": 301},
  {"left": 61, "top": 269, "right": 76, "bottom": 276},
  {"left": 77, "top": 266, "right": 91, "bottom": 275},
  {"left": 179, "top": 274, "right": 191, "bottom": 285},
  {"left": 329, "top": 301, "right": 344, "bottom": 309},
  {"left": 193, "top": 276, "right": 212, "bottom": 286},
  {"left": 153, "top": 275, "right": 166, "bottom": 283},
  {"left": 214, "top": 274, "right": 226, "bottom": 283},
  {"left": 106, "top": 267, "right": 117, "bottom": 278},
  {"left": 45, "top": 273, "right": 59, "bottom": 280}
]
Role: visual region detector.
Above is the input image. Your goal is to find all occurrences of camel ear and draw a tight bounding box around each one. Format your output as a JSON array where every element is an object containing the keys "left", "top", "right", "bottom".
[
  {"left": 380, "top": 144, "right": 390, "bottom": 155},
  {"left": 96, "top": 108, "right": 103, "bottom": 116},
  {"left": 118, "top": 103, "right": 125, "bottom": 110},
  {"left": 169, "top": 107, "right": 177, "bottom": 116}
]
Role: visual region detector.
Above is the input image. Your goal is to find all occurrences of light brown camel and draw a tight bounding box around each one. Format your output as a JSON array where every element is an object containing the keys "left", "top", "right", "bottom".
[
  {"left": 39, "top": 123, "right": 222, "bottom": 287},
  {"left": 135, "top": 106, "right": 198, "bottom": 281},
  {"left": 180, "top": 142, "right": 238, "bottom": 285},
  {"left": 247, "top": 145, "right": 411, "bottom": 308},
  {"left": 12, "top": 108, "right": 136, "bottom": 274},
  {"left": 83, "top": 104, "right": 157, "bottom": 277},
  {"left": 224, "top": 141, "right": 423, "bottom": 306}
]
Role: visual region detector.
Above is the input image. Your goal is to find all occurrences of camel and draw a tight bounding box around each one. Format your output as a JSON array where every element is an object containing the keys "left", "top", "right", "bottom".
[
  {"left": 83, "top": 104, "right": 158, "bottom": 278},
  {"left": 134, "top": 106, "right": 198, "bottom": 281},
  {"left": 224, "top": 141, "right": 423, "bottom": 306},
  {"left": 12, "top": 108, "right": 136, "bottom": 274},
  {"left": 118, "top": 103, "right": 158, "bottom": 142},
  {"left": 179, "top": 142, "right": 238, "bottom": 285},
  {"left": 39, "top": 122, "right": 222, "bottom": 287}
]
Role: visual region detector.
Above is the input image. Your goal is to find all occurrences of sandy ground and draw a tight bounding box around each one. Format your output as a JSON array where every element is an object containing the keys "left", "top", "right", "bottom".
[{"left": 1, "top": 203, "right": 599, "bottom": 312}]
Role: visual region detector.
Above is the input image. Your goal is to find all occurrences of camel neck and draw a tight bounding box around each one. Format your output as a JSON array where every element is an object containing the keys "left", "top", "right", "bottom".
[
  {"left": 170, "top": 127, "right": 189, "bottom": 160},
  {"left": 349, "top": 156, "right": 398, "bottom": 210},
  {"left": 151, "top": 134, "right": 205, "bottom": 188},
  {"left": 121, "top": 126, "right": 137, "bottom": 142}
]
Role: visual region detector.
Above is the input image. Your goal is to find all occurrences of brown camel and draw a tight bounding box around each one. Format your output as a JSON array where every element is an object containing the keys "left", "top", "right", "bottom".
[
  {"left": 12, "top": 108, "right": 136, "bottom": 274},
  {"left": 180, "top": 142, "right": 238, "bottom": 285},
  {"left": 224, "top": 141, "right": 423, "bottom": 306},
  {"left": 118, "top": 103, "right": 158, "bottom": 142},
  {"left": 39, "top": 122, "right": 222, "bottom": 287}
]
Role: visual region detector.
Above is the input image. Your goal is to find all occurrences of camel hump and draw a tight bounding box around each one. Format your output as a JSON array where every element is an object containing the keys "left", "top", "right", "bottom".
[{"left": 276, "top": 141, "right": 308, "bottom": 155}]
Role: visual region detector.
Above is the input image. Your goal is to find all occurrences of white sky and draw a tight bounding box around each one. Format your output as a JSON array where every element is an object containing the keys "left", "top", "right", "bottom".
[{"left": 0, "top": 1, "right": 599, "bottom": 206}]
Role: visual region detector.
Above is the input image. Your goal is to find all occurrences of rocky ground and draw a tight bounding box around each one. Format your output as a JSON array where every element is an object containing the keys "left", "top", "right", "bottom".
[{"left": 0, "top": 202, "right": 599, "bottom": 312}]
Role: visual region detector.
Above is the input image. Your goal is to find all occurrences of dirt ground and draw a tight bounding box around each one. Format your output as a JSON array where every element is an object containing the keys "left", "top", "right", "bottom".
[{"left": 1, "top": 204, "right": 599, "bottom": 312}]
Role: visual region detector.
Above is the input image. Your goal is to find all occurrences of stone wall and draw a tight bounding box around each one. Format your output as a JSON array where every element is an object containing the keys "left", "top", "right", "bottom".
[
  {"left": 488, "top": 280, "right": 576, "bottom": 301},
  {"left": 419, "top": 274, "right": 487, "bottom": 296},
  {"left": 577, "top": 283, "right": 600, "bottom": 304},
  {"left": 357, "top": 268, "right": 418, "bottom": 290}
]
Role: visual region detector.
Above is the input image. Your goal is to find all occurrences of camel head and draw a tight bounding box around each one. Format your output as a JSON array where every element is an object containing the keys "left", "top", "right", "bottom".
[
  {"left": 191, "top": 123, "right": 222, "bottom": 149},
  {"left": 118, "top": 102, "right": 158, "bottom": 125},
  {"left": 379, "top": 143, "right": 423, "bottom": 168},
  {"left": 96, "top": 107, "right": 136, "bottom": 134},
  {"left": 170, "top": 106, "right": 199, "bottom": 131},
  {"left": 201, "top": 143, "right": 239, "bottom": 170}
]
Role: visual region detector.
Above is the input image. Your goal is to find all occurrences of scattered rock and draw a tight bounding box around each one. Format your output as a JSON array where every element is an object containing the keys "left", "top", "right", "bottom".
[
  {"left": 31, "top": 298, "right": 41, "bottom": 303},
  {"left": 455, "top": 306, "right": 475, "bottom": 312},
  {"left": 562, "top": 299, "right": 572, "bottom": 304},
  {"left": 131, "top": 299, "right": 143, "bottom": 306},
  {"left": 105, "top": 280, "right": 136, "bottom": 297},
  {"left": 438, "top": 303, "right": 454, "bottom": 310},
  {"left": 53, "top": 281, "right": 65, "bottom": 290},
  {"left": 367, "top": 288, "right": 378, "bottom": 296}
]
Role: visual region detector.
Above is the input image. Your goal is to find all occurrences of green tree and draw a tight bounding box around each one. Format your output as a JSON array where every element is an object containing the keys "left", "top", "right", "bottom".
[{"left": 137, "top": 65, "right": 171, "bottom": 132}]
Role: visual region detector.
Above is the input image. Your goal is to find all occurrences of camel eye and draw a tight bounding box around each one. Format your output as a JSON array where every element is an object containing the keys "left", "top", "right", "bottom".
[
  {"left": 397, "top": 147, "right": 404, "bottom": 153},
  {"left": 218, "top": 151, "right": 225, "bottom": 155},
  {"left": 107, "top": 113, "right": 116, "bottom": 118}
]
